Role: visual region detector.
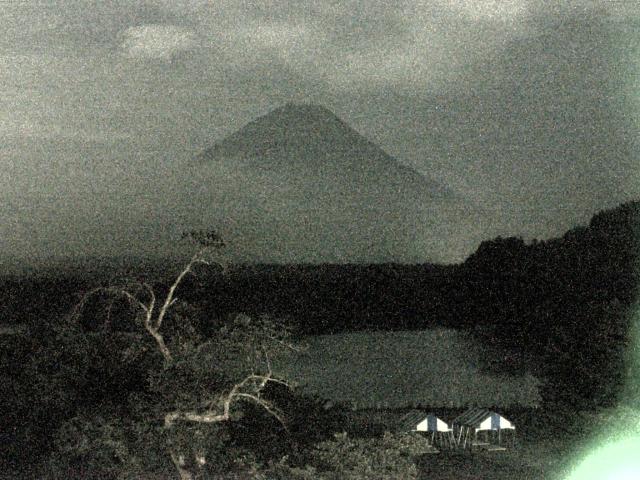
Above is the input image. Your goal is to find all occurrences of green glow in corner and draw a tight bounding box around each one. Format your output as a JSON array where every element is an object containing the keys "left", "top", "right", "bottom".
[
  {"left": 562, "top": 304, "right": 640, "bottom": 479},
  {"left": 564, "top": 437, "right": 640, "bottom": 480}
]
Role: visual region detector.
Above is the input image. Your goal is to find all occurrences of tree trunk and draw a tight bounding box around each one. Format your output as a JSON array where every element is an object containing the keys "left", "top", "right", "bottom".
[{"left": 170, "top": 451, "right": 194, "bottom": 480}]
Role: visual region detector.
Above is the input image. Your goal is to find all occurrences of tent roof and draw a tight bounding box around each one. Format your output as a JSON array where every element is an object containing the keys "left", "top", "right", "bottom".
[
  {"left": 398, "top": 410, "right": 443, "bottom": 431},
  {"left": 453, "top": 407, "right": 511, "bottom": 428}
]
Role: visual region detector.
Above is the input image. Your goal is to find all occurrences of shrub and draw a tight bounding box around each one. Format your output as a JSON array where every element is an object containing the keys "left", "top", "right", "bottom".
[{"left": 308, "top": 431, "right": 428, "bottom": 479}]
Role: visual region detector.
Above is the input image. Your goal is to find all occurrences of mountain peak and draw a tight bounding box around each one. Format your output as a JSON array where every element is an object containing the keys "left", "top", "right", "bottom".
[
  {"left": 199, "top": 103, "right": 366, "bottom": 163},
  {"left": 197, "top": 102, "right": 452, "bottom": 199},
  {"left": 271, "top": 102, "right": 338, "bottom": 118},
  {"left": 246, "top": 102, "right": 347, "bottom": 130},
  {"left": 188, "top": 103, "right": 465, "bottom": 263}
]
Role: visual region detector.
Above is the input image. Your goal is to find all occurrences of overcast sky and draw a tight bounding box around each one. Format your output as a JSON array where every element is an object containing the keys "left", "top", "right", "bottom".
[{"left": 1, "top": 1, "right": 639, "bottom": 268}]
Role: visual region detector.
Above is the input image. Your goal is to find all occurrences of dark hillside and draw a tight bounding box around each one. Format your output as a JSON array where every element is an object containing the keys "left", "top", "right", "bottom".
[
  {"left": 462, "top": 201, "right": 640, "bottom": 408},
  {"left": 191, "top": 201, "right": 640, "bottom": 408},
  {"left": 3, "top": 201, "right": 638, "bottom": 410}
]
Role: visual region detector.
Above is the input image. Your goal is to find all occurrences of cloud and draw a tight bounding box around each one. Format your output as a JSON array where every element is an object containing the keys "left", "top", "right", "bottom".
[
  {"left": 0, "top": 121, "right": 131, "bottom": 143},
  {"left": 1, "top": 0, "right": 637, "bottom": 265},
  {"left": 121, "top": 24, "right": 198, "bottom": 60},
  {"left": 433, "top": 0, "right": 529, "bottom": 21},
  {"left": 228, "top": 22, "right": 311, "bottom": 49}
]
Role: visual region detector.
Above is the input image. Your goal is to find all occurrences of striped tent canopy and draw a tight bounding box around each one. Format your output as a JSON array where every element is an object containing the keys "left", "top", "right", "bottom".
[
  {"left": 453, "top": 407, "right": 515, "bottom": 432},
  {"left": 399, "top": 410, "right": 452, "bottom": 432}
]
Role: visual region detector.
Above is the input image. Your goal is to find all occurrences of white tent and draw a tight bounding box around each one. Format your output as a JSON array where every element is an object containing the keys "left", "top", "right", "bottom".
[
  {"left": 399, "top": 410, "right": 455, "bottom": 448},
  {"left": 452, "top": 407, "right": 516, "bottom": 451}
]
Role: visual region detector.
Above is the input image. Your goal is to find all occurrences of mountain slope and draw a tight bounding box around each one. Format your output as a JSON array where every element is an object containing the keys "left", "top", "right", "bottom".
[
  {"left": 188, "top": 103, "right": 481, "bottom": 263},
  {"left": 199, "top": 103, "right": 451, "bottom": 200}
]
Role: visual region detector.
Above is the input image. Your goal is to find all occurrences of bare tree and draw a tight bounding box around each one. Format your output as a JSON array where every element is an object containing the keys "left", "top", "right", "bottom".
[
  {"left": 162, "top": 313, "right": 300, "bottom": 479},
  {"left": 69, "top": 232, "right": 300, "bottom": 479},
  {"left": 70, "top": 231, "right": 227, "bottom": 362}
]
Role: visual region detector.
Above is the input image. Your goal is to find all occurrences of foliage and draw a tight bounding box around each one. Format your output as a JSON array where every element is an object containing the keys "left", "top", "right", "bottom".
[
  {"left": 263, "top": 459, "right": 320, "bottom": 480},
  {"left": 6, "top": 200, "right": 640, "bottom": 475},
  {"left": 583, "top": 405, "right": 640, "bottom": 440},
  {"left": 258, "top": 431, "right": 429, "bottom": 480},
  {"left": 31, "top": 233, "right": 301, "bottom": 480},
  {"left": 44, "top": 414, "right": 141, "bottom": 480},
  {"left": 309, "top": 431, "right": 426, "bottom": 479}
]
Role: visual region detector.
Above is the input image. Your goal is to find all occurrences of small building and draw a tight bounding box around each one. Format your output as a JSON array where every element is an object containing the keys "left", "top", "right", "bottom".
[
  {"left": 452, "top": 407, "right": 516, "bottom": 451},
  {"left": 399, "top": 410, "right": 455, "bottom": 449}
]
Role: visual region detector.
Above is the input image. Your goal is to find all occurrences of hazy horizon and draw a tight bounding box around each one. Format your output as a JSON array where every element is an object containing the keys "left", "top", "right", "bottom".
[{"left": 2, "top": 1, "right": 639, "bottom": 269}]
